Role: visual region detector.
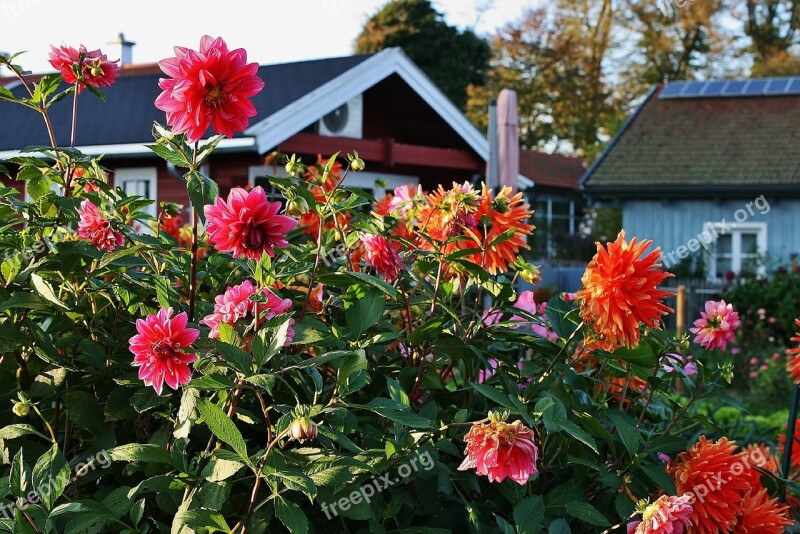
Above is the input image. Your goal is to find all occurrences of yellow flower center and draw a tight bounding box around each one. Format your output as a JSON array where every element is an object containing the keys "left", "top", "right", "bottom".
[{"left": 206, "top": 87, "right": 224, "bottom": 106}]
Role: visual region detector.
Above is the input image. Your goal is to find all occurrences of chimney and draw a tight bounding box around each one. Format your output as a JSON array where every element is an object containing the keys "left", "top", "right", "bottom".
[{"left": 106, "top": 33, "right": 135, "bottom": 66}]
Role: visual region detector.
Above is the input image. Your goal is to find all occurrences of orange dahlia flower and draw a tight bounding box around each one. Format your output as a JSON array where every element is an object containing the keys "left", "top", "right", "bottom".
[
  {"left": 786, "top": 318, "right": 800, "bottom": 383},
  {"left": 734, "top": 487, "right": 792, "bottom": 533},
  {"left": 457, "top": 184, "right": 534, "bottom": 275},
  {"left": 667, "top": 436, "right": 749, "bottom": 534},
  {"left": 577, "top": 231, "right": 673, "bottom": 351},
  {"left": 778, "top": 420, "right": 800, "bottom": 478}
]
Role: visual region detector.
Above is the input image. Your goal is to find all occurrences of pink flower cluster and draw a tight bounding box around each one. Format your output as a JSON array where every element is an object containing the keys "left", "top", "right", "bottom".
[
  {"left": 76, "top": 200, "right": 124, "bottom": 251},
  {"left": 512, "top": 291, "right": 559, "bottom": 343},
  {"left": 359, "top": 233, "right": 403, "bottom": 282},
  {"left": 458, "top": 420, "right": 539, "bottom": 485},
  {"left": 48, "top": 44, "right": 120, "bottom": 92},
  {"left": 690, "top": 299, "right": 741, "bottom": 351},
  {"left": 202, "top": 280, "right": 294, "bottom": 343}
]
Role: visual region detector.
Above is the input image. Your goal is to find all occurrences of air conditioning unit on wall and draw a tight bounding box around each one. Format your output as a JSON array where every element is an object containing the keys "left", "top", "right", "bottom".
[{"left": 317, "top": 95, "right": 363, "bottom": 138}]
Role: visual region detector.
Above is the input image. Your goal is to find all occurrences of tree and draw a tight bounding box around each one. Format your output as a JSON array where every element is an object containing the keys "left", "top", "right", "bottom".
[
  {"left": 742, "top": 0, "right": 800, "bottom": 75},
  {"left": 354, "top": 0, "right": 491, "bottom": 108}
]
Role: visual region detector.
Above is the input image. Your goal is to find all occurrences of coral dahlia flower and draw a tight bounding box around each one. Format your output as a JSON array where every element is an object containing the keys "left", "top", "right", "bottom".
[
  {"left": 577, "top": 231, "right": 673, "bottom": 351},
  {"left": 204, "top": 186, "right": 297, "bottom": 259},
  {"left": 786, "top": 318, "right": 800, "bottom": 383},
  {"left": 667, "top": 437, "right": 749, "bottom": 534},
  {"left": 458, "top": 419, "right": 539, "bottom": 485},
  {"left": 202, "top": 280, "right": 293, "bottom": 341},
  {"left": 130, "top": 308, "right": 200, "bottom": 395},
  {"left": 690, "top": 299, "right": 741, "bottom": 351},
  {"left": 76, "top": 200, "right": 125, "bottom": 251},
  {"left": 629, "top": 494, "right": 693, "bottom": 534},
  {"left": 458, "top": 184, "right": 534, "bottom": 274},
  {"left": 155, "top": 35, "right": 264, "bottom": 141},
  {"left": 734, "top": 487, "right": 792, "bottom": 533},
  {"left": 417, "top": 181, "right": 479, "bottom": 244},
  {"left": 48, "top": 45, "right": 119, "bottom": 92},
  {"left": 359, "top": 233, "right": 403, "bottom": 282}
]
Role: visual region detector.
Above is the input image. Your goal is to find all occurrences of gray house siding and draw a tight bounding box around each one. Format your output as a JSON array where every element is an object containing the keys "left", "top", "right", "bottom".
[{"left": 621, "top": 199, "right": 800, "bottom": 272}]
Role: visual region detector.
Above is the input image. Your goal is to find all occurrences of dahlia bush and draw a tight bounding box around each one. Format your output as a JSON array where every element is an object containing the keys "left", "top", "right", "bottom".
[{"left": 0, "top": 37, "right": 797, "bottom": 533}]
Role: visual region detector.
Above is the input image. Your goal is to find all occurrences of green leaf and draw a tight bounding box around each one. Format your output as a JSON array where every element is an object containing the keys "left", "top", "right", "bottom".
[
  {"left": 64, "top": 390, "right": 106, "bottom": 436},
  {"left": 0, "top": 292, "right": 48, "bottom": 313},
  {"left": 98, "top": 245, "right": 146, "bottom": 269},
  {"left": 609, "top": 413, "right": 640, "bottom": 457},
  {"left": 188, "top": 374, "right": 236, "bottom": 391},
  {"left": 32, "top": 443, "right": 70, "bottom": 510},
  {"left": 146, "top": 143, "right": 190, "bottom": 168},
  {"left": 386, "top": 376, "right": 409, "bottom": 406},
  {"left": 196, "top": 399, "right": 249, "bottom": 463},
  {"left": 284, "top": 350, "right": 355, "bottom": 370},
  {"left": 361, "top": 398, "right": 436, "bottom": 429},
  {"left": 269, "top": 470, "right": 317, "bottom": 497},
  {"left": 548, "top": 519, "right": 571, "bottom": 534},
  {"left": 30, "top": 273, "right": 67, "bottom": 309},
  {"left": 275, "top": 497, "right": 309, "bottom": 534},
  {"left": 10, "top": 449, "right": 30, "bottom": 498},
  {"left": 0, "top": 424, "right": 49, "bottom": 441},
  {"left": 470, "top": 382, "right": 516, "bottom": 409},
  {"left": 337, "top": 349, "right": 369, "bottom": 396},
  {"left": 214, "top": 340, "right": 253, "bottom": 375},
  {"left": 179, "top": 508, "right": 231, "bottom": 532},
  {"left": 608, "top": 341, "right": 658, "bottom": 367},
  {"left": 107, "top": 444, "right": 172, "bottom": 465},
  {"left": 346, "top": 289, "right": 384, "bottom": 338},
  {"left": 565, "top": 501, "right": 609, "bottom": 526},
  {"left": 185, "top": 171, "right": 218, "bottom": 222},
  {"left": 514, "top": 495, "right": 545, "bottom": 534},
  {"left": 641, "top": 462, "right": 677, "bottom": 495}
]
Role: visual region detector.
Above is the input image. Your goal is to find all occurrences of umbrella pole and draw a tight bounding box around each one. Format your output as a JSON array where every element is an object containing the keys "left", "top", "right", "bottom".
[{"left": 781, "top": 383, "right": 800, "bottom": 502}]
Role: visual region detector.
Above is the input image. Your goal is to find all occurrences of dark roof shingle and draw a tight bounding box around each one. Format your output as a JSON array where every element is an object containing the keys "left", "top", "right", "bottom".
[
  {"left": 519, "top": 149, "right": 585, "bottom": 189},
  {"left": 585, "top": 83, "right": 800, "bottom": 187}
]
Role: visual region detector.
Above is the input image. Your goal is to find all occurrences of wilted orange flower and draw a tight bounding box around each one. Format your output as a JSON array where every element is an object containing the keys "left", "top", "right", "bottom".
[
  {"left": 734, "top": 487, "right": 792, "bottom": 533},
  {"left": 786, "top": 318, "right": 800, "bottom": 383},
  {"left": 668, "top": 436, "right": 749, "bottom": 534},
  {"left": 457, "top": 184, "right": 534, "bottom": 275},
  {"left": 577, "top": 231, "right": 673, "bottom": 352}
]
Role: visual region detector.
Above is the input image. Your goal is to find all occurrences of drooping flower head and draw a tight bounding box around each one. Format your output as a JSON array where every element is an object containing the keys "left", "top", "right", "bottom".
[
  {"left": 359, "top": 233, "right": 403, "bottom": 282},
  {"left": 660, "top": 353, "right": 698, "bottom": 377},
  {"left": 577, "top": 231, "right": 673, "bottom": 351},
  {"left": 202, "top": 280, "right": 293, "bottom": 341},
  {"left": 628, "top": 494, "right": 693, "bottom": 534},
  {"left": 690, "top": 299, "right": 741, "bottom": 351},
  {"left": 76, "top": 200, "right": 125, "bottom": 251},
  {"left": 667, "top": 437, "right": 749, "bottom": 534},
  {"left": 130, "top": 308, "right": 200, "bottom": 395},
  {"left": 48, "top": 45, "right": 120, "bottom": 92},
  {"left": 734, "top": 487, "right": 793, "bottom": 533},
  {"left": 786, "top": 318, "right": 800, "bottom": 383},
  {"left": 155, "top": 35, "right": 264, "bottom": 141},
  {"left": 204, "top": 186, "right": 297, "bottom": 259},
  {"left": 458, "top": 418, "right": 539, "bottom": 485},
  {"left": 511, "top": 291, "right": 559, "bottom": 343}
]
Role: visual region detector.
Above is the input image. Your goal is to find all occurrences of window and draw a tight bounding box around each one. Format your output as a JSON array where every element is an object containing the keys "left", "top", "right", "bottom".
[
  {"left": 705, "top": 222, "right": 767, "bottom": 279},
  {"left": 115, "top": 167, "right": 158, "bottom": 217},
  {"left": 532, "top": 197, "right": 577, "bottom": 258}
]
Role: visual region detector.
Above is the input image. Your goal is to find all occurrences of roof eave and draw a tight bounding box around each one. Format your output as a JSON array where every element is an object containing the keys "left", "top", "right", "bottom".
[{"left": 584, "top": 183, "right": 800, "bottom": 199}]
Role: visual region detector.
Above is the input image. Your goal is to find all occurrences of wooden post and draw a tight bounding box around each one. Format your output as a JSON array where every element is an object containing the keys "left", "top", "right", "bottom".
[{"left": 676, "top": 285, "right": 686, "bottom": 338}]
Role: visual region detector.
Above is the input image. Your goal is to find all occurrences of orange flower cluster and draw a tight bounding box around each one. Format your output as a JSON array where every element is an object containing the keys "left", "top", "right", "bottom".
[
  {"left": 576, "top": 231, "right": 673, "bottom": 352},
  {"left": 786, "top": 318, "right": 800, "bottom": 383},
  {"left": 667, "top": 437, "right": 791, "bottom": 534}
]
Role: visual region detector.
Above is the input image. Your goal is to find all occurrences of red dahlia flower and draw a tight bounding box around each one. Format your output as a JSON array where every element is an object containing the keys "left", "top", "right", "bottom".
[
  {"left": 130, "top": 308, "right": 200, "bottom": 395},
  {"left": 359, "top": 233, "right": 403, "bottom": 282},
  {"left": 204, "top": 186, "right": 297, "bottom": 259},
  {"left": 48, "top": 45, "right": 120, "bottom": 92},
  {"left": 458, "top": 419, "right": 539, "bottom": 485},
  {"left": 76, "top": 200, "right": 124, "bottom": 251},
  {"left": 155, "top": 35, "right": 264, "bottom": 141}
]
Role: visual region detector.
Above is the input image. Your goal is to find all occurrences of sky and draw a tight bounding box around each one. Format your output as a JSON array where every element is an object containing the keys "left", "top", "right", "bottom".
[{"left": 0, "top": 0, "right": 538, "bottom": 73}]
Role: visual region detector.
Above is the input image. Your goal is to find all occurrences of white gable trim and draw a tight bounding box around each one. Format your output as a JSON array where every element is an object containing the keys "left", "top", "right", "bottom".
[{"left": 246, "top": 48, "right": 533, "bottom": 189}]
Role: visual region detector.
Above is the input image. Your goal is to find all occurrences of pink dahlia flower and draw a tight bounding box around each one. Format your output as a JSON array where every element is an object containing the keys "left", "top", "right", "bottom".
[
  {"left": 155, "top": 35, "right": 264, "bottom": 141},
  {"left": 76, "top": 200, "right": 124, "bottom": 251},
  {"left": 48, "top": 45, "right": 119, "bottom": 93},
  {"left": 202, "top": 280, "right": 294, "bottom": 343},
  {"left": 130, "top": 308, "right": 200, "bottom": 395},
  {"left": 660, "top": 353, "right": 698, "bottom": 377},
  {"left": 511, "top": 291, "right": 559, "bottom": 343},
  {"left": 389, "top": 184, "right": 422, "bottom": 215},
  {"left": 458, "top": 420, "right": 539, "bottom": 485},
  {"left": 359, "top": 233, "right": 403, "bottom": 282},
  {"left": 690, "top": 299, "right": 741, "bottom": 351},
  {"left": 204, "top": 187, "right": 297, "bottom": 260},
  {"left": 629, "top": 494, "right": 693, "bottom": 534}
]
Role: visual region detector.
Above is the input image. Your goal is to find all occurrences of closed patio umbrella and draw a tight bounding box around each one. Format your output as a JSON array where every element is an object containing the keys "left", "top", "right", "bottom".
[{"left": 496, "top": 88, "right": 519, "bottom": 194}]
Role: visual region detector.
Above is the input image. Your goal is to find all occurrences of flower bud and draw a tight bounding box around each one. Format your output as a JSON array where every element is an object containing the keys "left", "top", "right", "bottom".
[
  {"left": 160, "top": 201, "right": 183, "bottom": 218},
  {"left": 492, "top": 196, "right": 511, "bottom": 214},
  {"left": 12, "top": 402, "right": 29, "bottom": 417},
  {"left": 286, "top": 196, "right": 310, "bottom": 217},
  {"left": 350, "top": 157, "right": 365, "bottom": 172},
  {"left": 519, "top": 263, "right": 541, "bottom": 285},
  {"left": 290, "top": 417, "right": 317, "bottom": 442}
]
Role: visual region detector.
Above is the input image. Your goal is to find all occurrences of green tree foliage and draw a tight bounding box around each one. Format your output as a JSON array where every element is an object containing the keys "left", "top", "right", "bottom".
[
  {"left": 744, "top": 0, "right": 800, "bottom": 75},
  {"left": 354, "top": 0, "right": 490, "bottom": 108}
]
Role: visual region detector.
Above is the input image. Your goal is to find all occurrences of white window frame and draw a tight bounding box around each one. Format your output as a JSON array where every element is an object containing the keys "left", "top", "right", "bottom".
[
  {"left": 114, "top": 167, "right": 158, "bottom": 217},
  {"left": 248, "top": 166, "right": 419, "bottom": 200},
  {"left": 704, "top": 221, "right": 767, "bottom": 279}
]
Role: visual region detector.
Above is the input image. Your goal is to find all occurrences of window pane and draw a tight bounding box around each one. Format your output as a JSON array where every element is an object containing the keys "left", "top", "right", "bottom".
[
  {"left": 716, "top": 257, "right": 732, "bottom": 276},
  {"left": 716, "top": 234, "right": 732, "bottom": 254},
  {"left": 741, "top": 232, "right": 758, "bottom": 254}
]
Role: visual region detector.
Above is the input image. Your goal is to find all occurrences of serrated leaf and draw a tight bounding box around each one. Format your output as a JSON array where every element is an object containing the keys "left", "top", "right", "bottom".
[
  {"left": 346, "top": 289, "right": 384, "bottom": 338},
  {"left": 32, "top": 443, "right": 70, "bottom": 509},
  {"left": 214, "top": 340, "right": 252, "bottom": 375},
  {"left": 188, "top": 374, "right": 236, "bottom": 391},
  {"left": 0, "top": 424, "right": 49, "bottom": 441},
  {"left": 196, "top": 399, "right": 249, "bottom": 463},
  {"left": 98, "top": 245, "right": 146, "bottom": 269},
  {"left": 30, "top": 273, "right": 67, "bottom": 309},
  {"left": 275, "top": 497, "right": 309, "bottom": 534},
  {"left": 107, "top": 444, "right": 172, "bottom": 465},
  {"left": 565, "top": 502, "right": 609, "bottom": 526},
  {"left": 185, "top": 171, "right": 218, "bottom": 223},
  {"left": 470, "top": 382, "right": 516, "bottom": 409},
  {"left": 514, "top": 495, "right": 544, "bottom": 534},
  {"left": 361, "top": 398, "right": 435, "bottom": 429}
]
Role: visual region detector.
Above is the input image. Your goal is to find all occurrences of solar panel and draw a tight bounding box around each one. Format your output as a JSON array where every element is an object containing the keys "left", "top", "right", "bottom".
[{"left": 660, "top": 76, "right": 800, "bottom": 100}]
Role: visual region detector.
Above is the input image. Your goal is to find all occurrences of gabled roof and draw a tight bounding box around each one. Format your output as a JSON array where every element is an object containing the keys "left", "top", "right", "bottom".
[
  {"left": 519, "top": 149, "right": 584, "bottom": 190},
  {"left": 0, "top": 49, "right": 533, "bottom": 187},
  {"left": 582, "top": 77, "right": 800, "bottom": 192}
]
